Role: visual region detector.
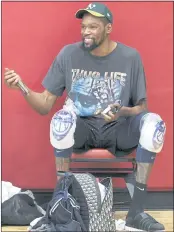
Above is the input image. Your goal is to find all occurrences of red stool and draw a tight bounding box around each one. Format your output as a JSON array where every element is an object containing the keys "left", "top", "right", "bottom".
[{"left": 70, "top": 148, "right": 137, "bottom": 177}]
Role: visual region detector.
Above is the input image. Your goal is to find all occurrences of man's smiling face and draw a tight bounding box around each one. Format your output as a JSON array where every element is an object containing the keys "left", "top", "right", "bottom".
[{"left": 81, "top": 13, "right": 108, "bottom": 51}]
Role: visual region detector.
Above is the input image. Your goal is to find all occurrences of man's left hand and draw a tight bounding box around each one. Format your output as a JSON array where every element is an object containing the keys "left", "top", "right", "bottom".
[{"left": 101, "top": 103, "right": 122, "bottom": 122}]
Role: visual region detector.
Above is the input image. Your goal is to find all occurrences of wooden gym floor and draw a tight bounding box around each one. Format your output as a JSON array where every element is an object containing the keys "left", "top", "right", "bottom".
[{"left": 1, "top": 211, "right": 173, "bottom": 231}]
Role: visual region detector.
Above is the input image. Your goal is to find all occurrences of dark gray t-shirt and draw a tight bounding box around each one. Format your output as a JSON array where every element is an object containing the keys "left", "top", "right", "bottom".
[{"left": 42, "top": 42, "right": 146, "bottom": 117}]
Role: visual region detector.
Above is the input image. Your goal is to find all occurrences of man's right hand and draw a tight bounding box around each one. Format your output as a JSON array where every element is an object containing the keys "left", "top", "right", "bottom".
[
  {"left": 4, "top": 67, "right": 58, "bottom": 115},
  {"left": 4, "top": 68, "right": 22, "bottom": 90}
]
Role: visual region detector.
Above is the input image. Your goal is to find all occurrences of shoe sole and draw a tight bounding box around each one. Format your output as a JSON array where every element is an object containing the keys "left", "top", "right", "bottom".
[
  {"left": 125, "top": 225, "right": 165, "bottom": 232},
  {"left": 125, "top": 225, "right": 144, "bottom": 231}
]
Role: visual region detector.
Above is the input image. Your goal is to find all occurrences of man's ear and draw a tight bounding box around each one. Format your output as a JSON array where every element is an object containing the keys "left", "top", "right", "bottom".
[{"left": 106, "top": 23, "right": 112, "bottom": 34}]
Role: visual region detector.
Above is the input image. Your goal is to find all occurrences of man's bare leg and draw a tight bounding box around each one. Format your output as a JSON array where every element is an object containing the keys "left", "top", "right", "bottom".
[
  {"left": 125, "top": 163, "right": 153, "bottom": 198},
  {"left": 136, "top": 162, "right": 153, "bottom": 184},
  {"left": 125, "top": 113, "right": 166, "bottom": 232},
  {"left": 126, "top": 162, "right": 154, "bottom": 218},
  {"left": 55, "top": 157, "right": 70, "bottom": 181}
]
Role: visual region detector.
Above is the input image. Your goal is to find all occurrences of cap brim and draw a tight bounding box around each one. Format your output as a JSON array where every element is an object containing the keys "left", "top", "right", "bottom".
[{"left": 75, "top": 9, "right": 105, "bottom": 19}]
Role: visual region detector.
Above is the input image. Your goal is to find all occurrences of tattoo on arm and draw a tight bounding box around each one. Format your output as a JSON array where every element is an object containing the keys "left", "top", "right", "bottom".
[
  {"left": 137, "top": 98, "right": 148, "bottom": 111},
  {"left": 55, "top": 157, "right": 70, "bottom": 173},
  {"left": 136, "top": 162, "right": 153, "bottom": 184}
]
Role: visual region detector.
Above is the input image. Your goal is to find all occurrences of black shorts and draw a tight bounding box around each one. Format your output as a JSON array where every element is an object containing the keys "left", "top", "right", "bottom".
[{"left": 73, "top": 112, "right": 147, "bottom": 156}]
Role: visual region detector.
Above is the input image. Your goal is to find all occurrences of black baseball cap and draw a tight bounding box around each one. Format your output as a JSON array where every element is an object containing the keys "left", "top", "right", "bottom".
[{"left": 75, "top": 2, "right": 113, "bottom": 23}]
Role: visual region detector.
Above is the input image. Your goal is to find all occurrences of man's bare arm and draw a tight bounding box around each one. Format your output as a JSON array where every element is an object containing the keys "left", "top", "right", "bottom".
[
  {"left": 23, "top": 89, "right": 58, "bottom": 115},
  {"left": 102, "top": 99, "right": 147, "bottom": 122},
  {"left": 118, "top": 99, "right": 148, "bottom": 117},
  {"left": 4, "top": 68, "right": 58, "bottom": 115}
]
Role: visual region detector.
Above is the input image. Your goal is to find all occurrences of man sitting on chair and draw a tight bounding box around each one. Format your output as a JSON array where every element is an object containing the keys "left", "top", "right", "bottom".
[{"left": 4, "top": 3, "right": 166, "bottom": 231}]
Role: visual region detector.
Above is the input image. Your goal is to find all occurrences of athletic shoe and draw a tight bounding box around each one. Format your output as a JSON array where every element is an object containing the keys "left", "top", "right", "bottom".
[{"left": 125, "top": 212, "right": 165, "bottom": 231}]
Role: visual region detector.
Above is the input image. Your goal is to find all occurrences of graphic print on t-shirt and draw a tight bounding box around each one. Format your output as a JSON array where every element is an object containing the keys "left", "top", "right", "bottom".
[{"left": 66, "top": 69, "right": 127, "bottom": 116}]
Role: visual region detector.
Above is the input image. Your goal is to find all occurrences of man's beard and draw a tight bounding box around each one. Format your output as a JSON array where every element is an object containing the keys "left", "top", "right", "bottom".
[{"left": 82, "top": 35, "right": 106, "bottom": 51}]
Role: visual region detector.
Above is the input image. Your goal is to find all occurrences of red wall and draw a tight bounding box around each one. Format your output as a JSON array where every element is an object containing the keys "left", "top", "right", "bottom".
[{"left": 2, "top": 2, "right": 173, "bottom": 190}]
